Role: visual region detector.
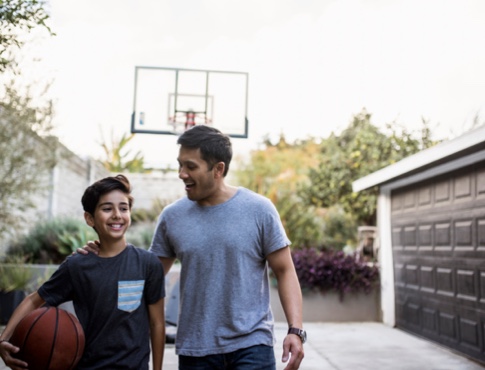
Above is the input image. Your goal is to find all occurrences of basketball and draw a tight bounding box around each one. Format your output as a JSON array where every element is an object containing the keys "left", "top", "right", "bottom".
[{"left": 9, "top": 306, "right": 85, "bottom": 370}]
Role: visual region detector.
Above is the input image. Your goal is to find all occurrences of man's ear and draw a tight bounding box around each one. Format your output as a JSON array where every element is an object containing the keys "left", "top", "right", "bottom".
[
  {"left": 84, "top": 211, "right": 95, "bottom": 227},
  {"left": 214, "top": 162, "right": 225, "bottom": 178}
]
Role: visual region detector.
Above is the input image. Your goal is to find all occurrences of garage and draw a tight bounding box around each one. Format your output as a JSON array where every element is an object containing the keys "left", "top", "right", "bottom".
[{"left": 352, "top": 125, "right": 485, "bottom": 364}]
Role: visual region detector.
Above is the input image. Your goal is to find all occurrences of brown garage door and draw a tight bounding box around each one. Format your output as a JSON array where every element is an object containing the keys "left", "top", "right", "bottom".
[{"left": 391, "top": 162, "right": 485, "bottom": 363}]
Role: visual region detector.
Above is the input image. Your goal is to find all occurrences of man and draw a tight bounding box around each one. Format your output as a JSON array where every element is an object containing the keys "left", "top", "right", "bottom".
[{"left": 153, "top": 125, "right": 304, "bottom": 369}]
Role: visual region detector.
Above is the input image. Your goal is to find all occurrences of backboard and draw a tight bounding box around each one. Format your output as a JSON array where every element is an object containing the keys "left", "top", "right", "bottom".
[{"left": 131, "top": 66, "right": 249, "bottom": 138}]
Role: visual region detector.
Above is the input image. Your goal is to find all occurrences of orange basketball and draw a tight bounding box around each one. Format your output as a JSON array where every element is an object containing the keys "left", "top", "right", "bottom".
[{"left": 10, "top": 306, "right": 85, "bottom": 370}]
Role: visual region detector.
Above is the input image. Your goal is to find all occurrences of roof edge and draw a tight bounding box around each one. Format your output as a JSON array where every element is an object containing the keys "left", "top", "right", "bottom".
[{"left": 352, "top": 125, "right": 485, "bottom": 192}]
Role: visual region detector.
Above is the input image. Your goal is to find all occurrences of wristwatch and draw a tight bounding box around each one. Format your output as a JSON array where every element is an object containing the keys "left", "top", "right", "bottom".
[{"left": 288, "top": 327, "right": 307, "bottom": 343}]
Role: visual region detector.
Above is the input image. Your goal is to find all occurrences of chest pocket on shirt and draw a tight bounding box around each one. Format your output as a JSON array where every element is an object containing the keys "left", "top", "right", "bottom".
[{"left": 118, "top": 280, "right": 144, "bottom": 312}]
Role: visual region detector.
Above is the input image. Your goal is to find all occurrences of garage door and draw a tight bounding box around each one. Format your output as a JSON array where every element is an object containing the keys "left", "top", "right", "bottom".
[{"left": 391, "top": 162, "right": 485, "bottom": 363}]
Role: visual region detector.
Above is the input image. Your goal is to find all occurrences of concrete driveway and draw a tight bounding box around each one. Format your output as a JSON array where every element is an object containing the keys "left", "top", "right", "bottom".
[{"left": 1, "top": 322, "right": 483, "bottom": 369}]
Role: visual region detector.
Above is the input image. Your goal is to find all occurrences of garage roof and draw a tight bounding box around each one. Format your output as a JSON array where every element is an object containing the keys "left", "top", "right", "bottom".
[{"left": 352, "top": 125, "right": 485, "bottom": 192}]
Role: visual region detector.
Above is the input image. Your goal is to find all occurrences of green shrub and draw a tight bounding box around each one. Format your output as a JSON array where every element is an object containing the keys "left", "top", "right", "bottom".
[
  {"left": 7, "top": 216, "right": 156, "bottom": 263},
  {"left": 131, "top": 198, "right": 167, "bottom": 224},
  {"left": 321, "top": 205, "right": 358, "bottom": 250},
  {"left": 126, "top": 221, "right": 156, "bottom": 250},
  {"left": 7, "top": 218, "right": 97, "bottom": 264},
  {"left": 0, "top": 256, "right": 33, "bottom": 292},
  {"left": 57, "top": 227, "right": 99, "bottom": 255}
]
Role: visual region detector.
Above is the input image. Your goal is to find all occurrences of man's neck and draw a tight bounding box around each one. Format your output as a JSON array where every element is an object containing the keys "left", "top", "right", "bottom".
[{"left": 197, "top": 184, "right": 238, "bottom": 206}]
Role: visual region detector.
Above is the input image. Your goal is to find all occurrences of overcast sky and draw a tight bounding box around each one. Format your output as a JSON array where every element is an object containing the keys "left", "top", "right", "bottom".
[{"left": 19, "top": 0, "right": 485, "bottom": 168}]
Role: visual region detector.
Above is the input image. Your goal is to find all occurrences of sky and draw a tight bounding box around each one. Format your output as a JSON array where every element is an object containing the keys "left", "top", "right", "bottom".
[{"left": 14, "top": 0, "right": 485, "bottom": 169}]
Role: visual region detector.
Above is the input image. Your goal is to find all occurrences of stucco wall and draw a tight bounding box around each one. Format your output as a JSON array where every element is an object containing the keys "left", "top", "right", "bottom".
[
  {"left": 127, "top": 171, "right": 185, "bottom": 210},
  {"left": 0, "top": 140, "right": 185, "bottom": 256},
  {"left": 20, "top": 145, "right": 110, "bottom": 226}
]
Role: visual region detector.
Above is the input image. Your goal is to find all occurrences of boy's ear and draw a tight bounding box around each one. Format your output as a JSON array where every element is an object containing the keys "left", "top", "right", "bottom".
[{"left": 84, "top": 212, "right": 95, "bottom": 227}]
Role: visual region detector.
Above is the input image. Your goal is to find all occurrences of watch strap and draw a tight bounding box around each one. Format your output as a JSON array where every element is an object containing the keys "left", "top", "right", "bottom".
[{"left": 287, "top": 327, "right": 306, "bottom": 343}]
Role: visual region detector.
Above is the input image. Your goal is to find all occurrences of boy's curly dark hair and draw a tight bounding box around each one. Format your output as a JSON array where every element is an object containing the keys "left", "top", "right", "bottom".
[{"left": 81, "top": 174, "right": 133, "bottom": 215}]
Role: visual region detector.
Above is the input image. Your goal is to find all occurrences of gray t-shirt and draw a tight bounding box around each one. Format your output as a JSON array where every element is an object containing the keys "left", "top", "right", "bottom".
[{"left": 150, "top": 187, "right": 291, "bottom": 356}]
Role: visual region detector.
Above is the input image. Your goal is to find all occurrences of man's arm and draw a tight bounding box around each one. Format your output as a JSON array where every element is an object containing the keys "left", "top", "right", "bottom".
[
  {"left": 267, "top": 246, "right": 304, "bottom": 370},
  {"left": 77, "top": 243, "right": 177, "bottom": 277},
  {"left": 148, "top": 298, "right": 165, "bottom": 370},
  {"left": 0, "top": 292, "right": 46, "bottom": 369}
]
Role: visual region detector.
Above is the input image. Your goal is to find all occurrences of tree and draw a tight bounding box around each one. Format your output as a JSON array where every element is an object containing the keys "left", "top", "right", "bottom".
[
  {"left": 300, "top": 109, "right": 439, "bottom": 226},
  {"left": 235, "top": 135, "right": 326, "bottom": 247},
  {"left": 0, "top": 81, "right": 57, "bottom": 238},
  {"left": 236, "top": 110, "right": 439, "bottom": 248},
  {"left": 0, "top": 0, "right": 54, "bottom": 72},
  {"left": 100, "top": 130, "right": 145, "bottom": 173}
]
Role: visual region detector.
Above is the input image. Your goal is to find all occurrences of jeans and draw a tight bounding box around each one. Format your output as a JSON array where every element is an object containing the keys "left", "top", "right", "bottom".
[{"left": 179, "top": 344, "right": 276, "bottom": 370}]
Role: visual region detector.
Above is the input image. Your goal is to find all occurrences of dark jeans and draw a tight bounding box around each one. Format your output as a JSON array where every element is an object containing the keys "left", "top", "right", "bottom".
[{"left": 179, "top": 344, "right": 276, "bottom": 370}]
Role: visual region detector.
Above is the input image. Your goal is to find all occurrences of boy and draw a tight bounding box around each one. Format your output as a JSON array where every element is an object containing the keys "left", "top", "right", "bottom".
[{"left": 0, "top": 175, "right": 165, "bottom": 370}]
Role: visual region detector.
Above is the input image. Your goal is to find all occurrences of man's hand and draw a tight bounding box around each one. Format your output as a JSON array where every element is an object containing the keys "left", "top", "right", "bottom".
[
  {"left": 74, "top": 240, "right": 101, "bottom": 255},
  {"left": 0, "top": 340, "right": 28, "bottom": 370},
  {"left": 281, "top": 334, "right": 304, "bottom": 370}
]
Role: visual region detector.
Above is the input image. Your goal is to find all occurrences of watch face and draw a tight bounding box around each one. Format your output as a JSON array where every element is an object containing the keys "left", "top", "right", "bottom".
[{"left": 300, "top": 330, "right": 307, "bottom": 343}]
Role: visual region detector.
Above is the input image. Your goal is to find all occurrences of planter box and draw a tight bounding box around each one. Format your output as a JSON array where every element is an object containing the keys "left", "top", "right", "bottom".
[
  {"left": 24, "top": 264, "right": 76, "bottom": 316},
  {"left": 270, "top": 286, "right": 381, "bottom": 322},
  {"left": 0, "top": 290, "right": 26, "bottom": 325},
  {"left": 24, "top": 264, "right": 58, "bottom": 292},
  {"left": 0, "top": 264, "right": 76, "bottom": 321}
]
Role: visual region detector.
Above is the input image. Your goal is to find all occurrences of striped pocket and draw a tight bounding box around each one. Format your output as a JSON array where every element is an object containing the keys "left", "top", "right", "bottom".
[{"left": 118, "top": 280, "right": 144, "bottom": 312}]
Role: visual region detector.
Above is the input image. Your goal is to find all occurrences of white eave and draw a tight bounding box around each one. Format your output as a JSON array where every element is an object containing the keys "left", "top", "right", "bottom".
[{"left": 352, "top": 125, "right": 485, "bottom": 193}]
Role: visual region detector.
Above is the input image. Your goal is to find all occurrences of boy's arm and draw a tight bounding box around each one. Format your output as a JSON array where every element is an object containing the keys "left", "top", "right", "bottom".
[
  {"left": 159, "top": 257, "right": 175, "bottom": 276},
  {"left": 0, "top": 291, "right": 46, "bottom": 369},
  {"left": 148, "top": 298, "right": 165, "bottom": 370}
]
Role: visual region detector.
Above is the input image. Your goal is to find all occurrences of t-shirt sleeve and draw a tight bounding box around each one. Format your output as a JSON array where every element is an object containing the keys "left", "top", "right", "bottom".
[
  {"left": 144, "top": 253, "right": 165, "bottom": 305},
  {"left": 261, "top": 198, "right": 291, "bottom": 256},
  {"left": 149, "top": 211, "right": 176, "bottom": 258},
  {"left": 38, "top": 258, "right": 74, "bottom": 306}
]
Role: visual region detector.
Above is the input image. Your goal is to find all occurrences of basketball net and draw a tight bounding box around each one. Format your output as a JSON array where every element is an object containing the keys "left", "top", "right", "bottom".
[{"left": 169, "top": 111, "right": 213, "bottom": 134}]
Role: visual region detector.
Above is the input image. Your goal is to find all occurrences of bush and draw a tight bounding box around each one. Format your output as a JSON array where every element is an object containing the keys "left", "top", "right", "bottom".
[
  {"left": 321, "top": 205, "right": 358, "bottom": 250},
  {"left": 0, "top": 256, "right": 33, "bottom": 292},
  {"left": 126, "top": 221, "right": 156, "bottom": 250},
  {"left": 291, "top": 247, "right": 379, "bottom": 300},
  {"left": 7, "top": 218, "right": 97, "bottom": 264},
  {"left": 131, "top": 198, "right": 167, "bottom": 224},
  {"left": 7, "top": 216, "right": 156, "bottom": 263}
]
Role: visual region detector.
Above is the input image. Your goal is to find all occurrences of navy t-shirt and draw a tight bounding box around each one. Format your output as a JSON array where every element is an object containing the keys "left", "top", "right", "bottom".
[{"left": 38, "top": 244, "right": 164, "bottom": 370}]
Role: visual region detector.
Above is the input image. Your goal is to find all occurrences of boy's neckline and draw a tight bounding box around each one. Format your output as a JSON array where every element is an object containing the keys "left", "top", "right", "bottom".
[{"left": 97, "top": 243, "right": 128, "bottom": 258}]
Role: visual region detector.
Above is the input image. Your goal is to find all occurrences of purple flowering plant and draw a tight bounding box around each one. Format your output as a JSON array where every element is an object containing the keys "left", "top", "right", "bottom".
[{"left": 290, "top": 247, "right": 380, "bottom": 300}]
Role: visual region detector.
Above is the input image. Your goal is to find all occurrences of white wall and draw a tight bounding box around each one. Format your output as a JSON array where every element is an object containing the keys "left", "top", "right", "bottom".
[
  {"left": 126, "top": 171, "right": 185, "bottom": 210},
  {"left": 0, "top": 141, "right": 186, "bottom": 256},
  {"left": 377, "top": 189, "right": 395, "bottom": 326}
]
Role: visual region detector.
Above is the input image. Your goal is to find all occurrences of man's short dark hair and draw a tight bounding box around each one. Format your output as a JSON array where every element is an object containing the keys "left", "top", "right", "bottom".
[
  {"left": 177, "top": 125, "right": 233, "bottom": 177},
  {"left": 81, "top": 174, "right": 133, "bottom": 215}
]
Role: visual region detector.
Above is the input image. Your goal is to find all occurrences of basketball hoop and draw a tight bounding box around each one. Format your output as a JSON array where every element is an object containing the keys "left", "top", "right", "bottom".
[
  {"left": 185, "top": 111, "right": 196, "bottom": 129},
  {"left": 131, "top": 66, "right": 248, "bottom": 138},
  {"left": 169, "top": 110, "right": 212, "bottom": 133}
]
